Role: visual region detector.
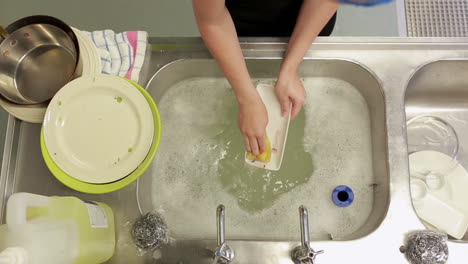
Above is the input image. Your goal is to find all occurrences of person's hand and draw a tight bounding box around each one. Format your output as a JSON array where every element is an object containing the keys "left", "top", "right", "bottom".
[
  {"left": 275, "top": 70, "right": 306, "bottom": 120},
  {"left": 238, "top": 94, "right": 268, "bottom": 155}
]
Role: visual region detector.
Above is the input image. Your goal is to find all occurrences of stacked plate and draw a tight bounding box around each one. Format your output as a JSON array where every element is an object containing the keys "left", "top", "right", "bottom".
[
  {"left": 72, "top": 27, "right": 101, "bottom": 77},
  {"left": 0, "top": 28, "right": 101, "bottom": 123},
  {"left": 41, "top": 75, "right": 161, "bottom": 193},
  {"left": 407, "top": 115, "right": 468, "bottom": 239}
]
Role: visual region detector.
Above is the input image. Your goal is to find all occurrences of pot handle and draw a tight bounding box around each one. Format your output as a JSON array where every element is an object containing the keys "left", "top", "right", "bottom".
[{"left": 0, "top": 25, "right": 9, "bottom": 40}]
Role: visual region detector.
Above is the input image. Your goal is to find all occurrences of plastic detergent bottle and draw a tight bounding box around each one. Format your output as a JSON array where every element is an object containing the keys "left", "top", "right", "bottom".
[{"left": 0, "top": 193, "right": 115, "bottom": 264}]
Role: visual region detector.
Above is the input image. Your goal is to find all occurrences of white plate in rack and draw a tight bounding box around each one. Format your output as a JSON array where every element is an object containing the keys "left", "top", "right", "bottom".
[{"left": 43, "top": 75, "right": 154, "bottom": 184}]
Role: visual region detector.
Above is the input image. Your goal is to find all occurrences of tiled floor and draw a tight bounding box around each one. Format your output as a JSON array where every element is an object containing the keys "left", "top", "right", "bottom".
[{"left": 0, "top": 0, "right": 400, "bottom": 165}]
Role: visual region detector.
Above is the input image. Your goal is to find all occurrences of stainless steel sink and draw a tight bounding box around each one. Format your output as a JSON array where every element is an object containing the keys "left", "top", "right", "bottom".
[
  {"left": 405, "top": 59, "right": 468, "bottom": 241},
  {"left": 138, "top": 58, "right": 389, "bottom": 242},
  {"left": 1, "top": 37, "right": 468, "bottom": 264}
]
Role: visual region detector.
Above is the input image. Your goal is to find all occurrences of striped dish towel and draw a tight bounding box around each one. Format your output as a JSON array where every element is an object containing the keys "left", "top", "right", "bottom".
[{"left": 83, "top": 30, "right": 147, "bottom": 82}]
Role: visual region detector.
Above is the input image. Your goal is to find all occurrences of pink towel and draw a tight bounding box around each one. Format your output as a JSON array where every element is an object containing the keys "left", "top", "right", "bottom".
[{"left": 124, "top": 31, "right": 147, "bottom": 82}]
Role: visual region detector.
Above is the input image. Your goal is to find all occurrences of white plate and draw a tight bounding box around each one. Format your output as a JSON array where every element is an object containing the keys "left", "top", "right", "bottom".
[
  {"left": 0, "top": 96, "right": 46, "bottom": 123},
  {"left": 43, "top": 75, "right": 154, "bottom": 184},
  {"left": 72, "top": 27, "right": 101, "bottom": 77},
  {"left": 245, "top": 83, "right": 291, "bottom": 171},
  {"left": 410, "top": 151, "right": 468, "bottom": 211},
  {"left": 410, "top": 150, "right": 468, "bottom": 238}
]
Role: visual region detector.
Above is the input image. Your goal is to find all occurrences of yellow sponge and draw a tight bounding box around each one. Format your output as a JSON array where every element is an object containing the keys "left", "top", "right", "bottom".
[{"left": 247, "top": 136, "right": 272, "bottom": 163}]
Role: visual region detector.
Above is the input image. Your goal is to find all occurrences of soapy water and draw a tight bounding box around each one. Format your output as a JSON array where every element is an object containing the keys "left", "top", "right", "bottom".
[
  {"left": 216, "top": 107, "right": 314, "bottom": 212},
  {"left": 150, "top": 77, "right": 374, "bottom": 240}
]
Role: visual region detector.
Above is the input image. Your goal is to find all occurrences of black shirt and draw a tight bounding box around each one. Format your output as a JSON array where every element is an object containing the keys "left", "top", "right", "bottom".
[{"left": 225, "top": 0, "right": 336, "bottom": 37}]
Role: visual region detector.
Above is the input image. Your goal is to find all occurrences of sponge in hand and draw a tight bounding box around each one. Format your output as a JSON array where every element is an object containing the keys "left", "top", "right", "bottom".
[{"left": 246, "top": 136, "right": 272, "bottom": 163}]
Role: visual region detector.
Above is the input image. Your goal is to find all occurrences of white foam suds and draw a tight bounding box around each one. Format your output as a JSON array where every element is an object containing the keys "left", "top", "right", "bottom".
[{"left": 150, "top": 77, "right": 374, "bottom": 241}]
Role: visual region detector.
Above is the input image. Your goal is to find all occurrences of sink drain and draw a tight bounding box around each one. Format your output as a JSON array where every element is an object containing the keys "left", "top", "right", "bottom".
[{"left": 332, "top": 185, "right": 354, "bottom": 207}]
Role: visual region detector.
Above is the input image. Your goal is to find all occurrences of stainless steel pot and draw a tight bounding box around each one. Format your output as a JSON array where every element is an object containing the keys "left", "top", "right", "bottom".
[{"left": 0, "top": 16, "right": 79, "bottom": 104}]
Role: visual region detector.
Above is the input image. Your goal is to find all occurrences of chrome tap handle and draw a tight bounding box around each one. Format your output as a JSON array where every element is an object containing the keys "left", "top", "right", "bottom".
[
  {"left": 217, "top": 204, "right": 225, "bottom": 246},
  {"left": 213, "top": 205, "right": 234, "bottom": 264},
  {"left": 300, "top": 205, "right": 310, "bottom": 249},
  {"left": 292, "top": 206, "right": 324, "bottom": 264}
]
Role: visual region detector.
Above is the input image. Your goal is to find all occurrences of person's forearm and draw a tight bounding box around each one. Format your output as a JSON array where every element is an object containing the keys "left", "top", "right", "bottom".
[
  {"left": 195, "top": 8, "right": 257, "bottom": 104},
  {"left": 281, "top": 0, "right": 339, "bottom": 74}
]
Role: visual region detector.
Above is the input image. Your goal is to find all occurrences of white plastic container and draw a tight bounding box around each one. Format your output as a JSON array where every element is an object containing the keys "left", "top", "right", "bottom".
[
  {"left": 0, "top": 193, "right": 115, "bottom": 264},
  {"left": 0, "top": 219, "right": 78, "bottom": 264}
]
